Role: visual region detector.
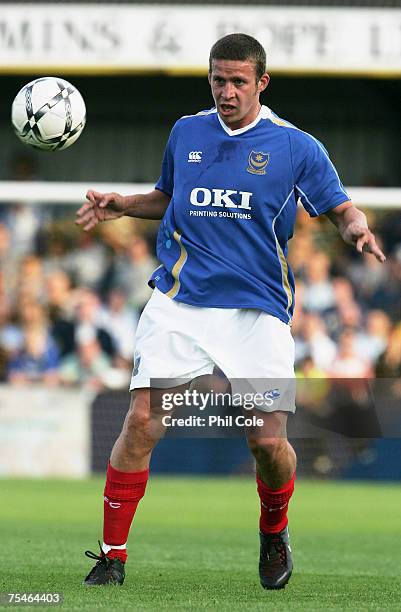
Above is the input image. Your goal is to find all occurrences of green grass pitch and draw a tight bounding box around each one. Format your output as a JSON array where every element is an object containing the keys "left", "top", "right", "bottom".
[{"left": 1, "top": 477, "right": 400, "bottom": 611}]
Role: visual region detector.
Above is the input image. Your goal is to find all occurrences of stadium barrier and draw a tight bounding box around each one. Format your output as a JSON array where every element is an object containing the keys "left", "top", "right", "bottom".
[
  {"left": 0, "top": 182, "right": 400, "bottom": 208},
  {"left": 0, "top": 386, "right": 90, "bottom": 477}
]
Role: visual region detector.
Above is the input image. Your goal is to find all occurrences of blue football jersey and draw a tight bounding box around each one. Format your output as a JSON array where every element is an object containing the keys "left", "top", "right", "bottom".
[{"left": 150, "top": 105, "right": 349, "bottom": 324}]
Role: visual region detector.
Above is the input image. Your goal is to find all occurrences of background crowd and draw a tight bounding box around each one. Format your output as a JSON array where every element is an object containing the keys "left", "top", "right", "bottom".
[{"left": 0, "top": 155, "right": 400, "bottom": 392}]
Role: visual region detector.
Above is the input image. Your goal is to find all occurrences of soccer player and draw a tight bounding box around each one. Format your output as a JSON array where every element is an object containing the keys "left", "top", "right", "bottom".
[{"left": 77, "top": 33, "right": 385, "bottom": 590}]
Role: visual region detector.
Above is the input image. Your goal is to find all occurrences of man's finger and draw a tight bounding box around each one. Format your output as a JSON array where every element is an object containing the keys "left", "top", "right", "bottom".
[
  {"left": 99, "top": 193, "right": 113, "bottom": 208},
  {"left": 86, "top": 191, "right": 96, "bottom": 204},
  {"left": 356, "top": 235, "right": 369, "bottom": 253},
  {"left": 86, "top": 189, "right": 102, "bottom": 203},
  {"left": 367, "top": 240, "right": 386, "bottom": 262},
  {"left": 76, "top": 210, "right": 95, "bottom": 225},
  {"left": 83, "top": 216, "right": 99, "bottom": 231},
  {"left": 357, "top": 233, "right": 386, "bottom": 262},
  {"left": 76, "top": 202, "right": 93, "bottom": 217}
]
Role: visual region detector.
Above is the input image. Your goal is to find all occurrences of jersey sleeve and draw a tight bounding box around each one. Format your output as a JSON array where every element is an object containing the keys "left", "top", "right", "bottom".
[
  {"left": 291, "top": 132, "right": 350, "bottom": 217},
  {"left": 155, "top": 122, "right": 180, "bottom": 197}
]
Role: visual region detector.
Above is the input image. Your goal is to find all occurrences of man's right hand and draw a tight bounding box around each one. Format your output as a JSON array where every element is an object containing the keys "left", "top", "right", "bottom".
[{"left": 76, "top": 190, "right": 127, "bottom": 231}]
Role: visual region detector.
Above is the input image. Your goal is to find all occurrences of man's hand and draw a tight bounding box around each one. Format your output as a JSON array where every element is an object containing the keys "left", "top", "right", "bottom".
[
  {"left": 326, "top": 202, "right": 386, "bottom": 263},
  {"left": 76, "top": 189, "right": 170, "bottom": 228},
  {"left": 76, "top": 190, "right": 126, "bottom": 231},
  {"left": 342, "top": 220, "right": 386, "bottom": 262}
]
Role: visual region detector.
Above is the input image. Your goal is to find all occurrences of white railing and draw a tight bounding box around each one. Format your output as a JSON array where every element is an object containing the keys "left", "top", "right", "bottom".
[{"left": 0, "top": 183, "right": 399, "bottom": 208}]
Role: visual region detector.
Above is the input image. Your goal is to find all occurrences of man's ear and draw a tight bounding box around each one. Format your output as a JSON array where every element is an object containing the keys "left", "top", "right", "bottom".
[{"left": 258, "top": 73, "right": 270, "bottom": 93}]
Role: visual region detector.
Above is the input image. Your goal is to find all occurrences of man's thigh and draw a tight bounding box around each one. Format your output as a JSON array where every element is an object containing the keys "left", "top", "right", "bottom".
[
  {"left": 243, "top": 409, "right": 289, "bottom": 445},
  {"left": 204, "top": 310, "right": 296, "bottom": 413},
  {"left": 130, "top": 289, "right": 214, "bottom": 390}
]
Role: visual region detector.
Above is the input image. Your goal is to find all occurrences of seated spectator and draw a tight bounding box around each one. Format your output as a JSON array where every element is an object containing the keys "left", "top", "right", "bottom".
[
  {"left": 63, "top": 230, "right": 108, "bottom": 290},
  {"left": 302, "top": 251, "right": 336, "bottom": 314},
  {"left": 74, "top": 287, "right": 116, "bottom": 358},
  {"left": 2, "top": 154, "right": 44, "bottom": 256},
  {"left": 346, "top": 241, "right": 400, "bottom": 318},
  {"left": 7, "top": 302, "right": 59, "bottom": 385},
  {"left": 59, "top": 326, "right": 113, "bottom": 390},
  {"left": 288, "top": 232, "right": 315, "bottom": 282},
  {"left": 375, "top": 324, "right": 401, "bottom": 378},
  {"left": 111, "top": 234, "right": 158, "bottom": 313},
  {"left": 97, "top": 288, "right": 139, "bottom": 364},
  {"left": 15, "top": 255, "right": 46, "bottom": 305},
  {"left": 0, "top": 293, "right": 24, "bottom": 361},
  {"left": 0, "top": 222, "right": 19, "bottom": 303},
  {"left": 300, "top": 313, "right": 337, "bottom": 371},
  {"left": 46, "top": 270, "right": 75, "bottom": 314},
  {"left": 295, "top": 355, "right": 327, "bottom": 379},
  {"left": 329, "top": 329, "right": 373, "bottom": 379},
  {"left": 331, "top": 277, "right": 361, "bottom": 336},
  {"left": 45, "top": 270, "right": 76, "bottom": 357},
  {"left": 354, "top": 310, "right": 391, "bottom": 365},
  {"left": 347, "top": 237, "right": 388, "bottom": 303}
]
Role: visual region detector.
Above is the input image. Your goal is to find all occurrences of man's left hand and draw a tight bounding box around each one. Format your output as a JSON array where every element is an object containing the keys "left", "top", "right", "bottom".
[{"left": 344, "top": 221, "right": 386, "bottom": 262}]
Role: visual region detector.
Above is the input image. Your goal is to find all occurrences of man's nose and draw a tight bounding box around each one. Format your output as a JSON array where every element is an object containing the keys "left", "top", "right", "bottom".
[{"left": 221, "top": 82, "right": 235, "bottom": 99}]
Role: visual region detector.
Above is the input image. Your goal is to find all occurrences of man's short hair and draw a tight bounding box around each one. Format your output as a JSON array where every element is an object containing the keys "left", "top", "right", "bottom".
[{"left": 209, "top": 33, "right": 267, "bottom": 81}]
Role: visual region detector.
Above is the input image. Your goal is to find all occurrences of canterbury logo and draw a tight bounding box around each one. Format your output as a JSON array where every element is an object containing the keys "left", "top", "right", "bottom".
[
  {"left": 104, "top": 496, "right": 121, "bottom": 509},
  {"left": 188, "top": 151, "right": 202, "bottom": 163}
]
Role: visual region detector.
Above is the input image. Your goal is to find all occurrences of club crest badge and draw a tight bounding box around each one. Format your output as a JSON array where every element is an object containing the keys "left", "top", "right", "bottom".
[{"left": 247, "top": 150, "right": 270, "bottom": 175}]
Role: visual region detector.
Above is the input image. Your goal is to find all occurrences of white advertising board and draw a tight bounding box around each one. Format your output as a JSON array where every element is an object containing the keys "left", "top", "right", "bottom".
[
  {"left": 0, "top": 386, "right": 90, "bottom": 477},
  {"left": 0, "top": 5, "right": 400, "bottom": 75}
]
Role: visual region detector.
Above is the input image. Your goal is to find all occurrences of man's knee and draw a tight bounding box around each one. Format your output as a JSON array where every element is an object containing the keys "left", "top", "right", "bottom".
[
  {"left": 248, "top": 436, "right": 288, "bottom": 463},
  {"left": 121, "top": 390, "right": 159, "bottom": 451}
]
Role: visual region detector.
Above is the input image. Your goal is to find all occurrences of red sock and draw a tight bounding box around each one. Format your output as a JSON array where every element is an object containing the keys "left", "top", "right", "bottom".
[
  {"left": 257, "top": 472, "right": 295, "bottom": 534},
  {"left": 103, "top": 462, "right": 149, "bottom": 562}
]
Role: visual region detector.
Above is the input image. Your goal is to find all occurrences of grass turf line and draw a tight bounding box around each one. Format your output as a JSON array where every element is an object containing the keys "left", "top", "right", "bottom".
[{"left": 0, "top": 478, "right": 400, "bottom": 611}]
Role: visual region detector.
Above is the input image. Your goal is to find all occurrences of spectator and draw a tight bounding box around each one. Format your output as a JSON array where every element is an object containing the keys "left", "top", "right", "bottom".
[
  {"left": 46, "top": 270, "right": 75, "bottom": 317},
  {"left": 0, "top": 295, "right": 24, "bottom": 360},
  {"left": 302, "top": 251, "right": 336, "bottom": 314},
  {"left": 2, "top": 154, "right": 44, "bottom": 256},
  {"left": 0, "top": 222, "right": 19, "bottom": 301},
  {"left": 112, "top": 234, "right": 158, "bottom": 313},
  {"left": 329, "top": 329, "right": 373, "bottom": 378},
  {"left": 74, "top": 287, "right": 116, "bottom": 358},
  {"left": 97, "top": 288, "right": 139, "bottom": 363},
  {"left": 45, "top": 270, "right": 76, "bottom": 357},
  {"left": 300, "top": 313, "right": 337, "bottom": 371},
  {"left": 7, "top": 302, "right": 59, "bottom": 385},
  {"left": 15, "top": 255, "right": 46, "bottom": 304},
  {"left": 64, "top": 231, "right": 108, "bottom": 290},
  {"left": 331, "top": 277, "right": 361, "bottom": 336},
  {"left": 354, "top": 310, "right": 391, "bottom": 364},
  {"left": 287, "top": 232, "right": 315, "bottom": 282},
  {"left": 59, "top": 326, "right": 112, "bottom": 390},
  {"left": 375, "top": 324, "right": 401, "bottom": 378}
]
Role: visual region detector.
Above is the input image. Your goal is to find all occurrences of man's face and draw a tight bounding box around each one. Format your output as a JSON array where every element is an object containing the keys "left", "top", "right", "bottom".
[{"left": 209, "top": 59, "right": 269, "bottom": 130}]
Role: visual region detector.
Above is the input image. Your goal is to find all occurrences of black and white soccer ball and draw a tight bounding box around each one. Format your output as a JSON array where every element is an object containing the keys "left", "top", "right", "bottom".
[{"left": 11, "top": 77, "right": 86, "bottom": 151}]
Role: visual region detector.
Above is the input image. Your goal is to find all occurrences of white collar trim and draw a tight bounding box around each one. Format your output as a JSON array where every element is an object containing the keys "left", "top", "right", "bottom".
[{"left": 217, "top": 105, "right": 272, "bottom": 136}]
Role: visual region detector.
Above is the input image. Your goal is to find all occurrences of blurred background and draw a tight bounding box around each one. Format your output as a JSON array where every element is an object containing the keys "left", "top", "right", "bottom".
[{"left": 0, "top": 0, "right": 400, "bottom": 481}]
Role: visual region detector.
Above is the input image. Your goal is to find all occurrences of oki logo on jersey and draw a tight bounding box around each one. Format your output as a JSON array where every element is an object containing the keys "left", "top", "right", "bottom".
[{"left": 190, "top": 188, "right": 253, "bottom": 210}]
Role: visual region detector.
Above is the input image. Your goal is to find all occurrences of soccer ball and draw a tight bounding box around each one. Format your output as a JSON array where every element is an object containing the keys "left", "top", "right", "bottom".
[{"left": 11, "top": 77, "right": 86, "bottom": 151}]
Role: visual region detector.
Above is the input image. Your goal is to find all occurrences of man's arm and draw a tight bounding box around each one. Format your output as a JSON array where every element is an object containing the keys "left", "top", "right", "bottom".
[
  {"left": 76, "top": 189, "right": 171, "bottom": 231},
  {"left": 325, "top": 201, "right": 386, "bottom": 263}
]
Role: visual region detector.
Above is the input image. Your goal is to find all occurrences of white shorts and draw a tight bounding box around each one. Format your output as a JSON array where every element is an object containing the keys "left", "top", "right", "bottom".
[{"left": 130, "top": 288, "right": 296, "bottom": 413}]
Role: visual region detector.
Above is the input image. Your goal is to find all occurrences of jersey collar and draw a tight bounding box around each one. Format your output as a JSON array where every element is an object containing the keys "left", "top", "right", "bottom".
[{"left": 216, "top": 105, "right": 272, "bottom": 136}]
